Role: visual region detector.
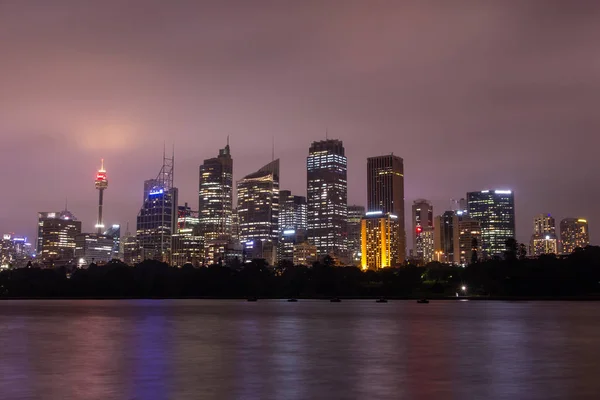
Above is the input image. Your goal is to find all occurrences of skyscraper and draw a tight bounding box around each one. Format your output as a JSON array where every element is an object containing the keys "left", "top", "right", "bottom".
[
  {"left": 136, "top": 150, "right": 178, "bottom": 263},
  {"left": 361, "top": 212, "right": 402, "bottom": 270},
  {"left": 434, "top": 211, "right": 457, "bottom": 263},
  {"left": 94, "top": 159, "right": 108, "bottom": 234},
  {"left": 75, "top": 233, "right": 114, "bottom": 267},
  {"left": 530, "top": 214, "right": 558, "bottom": 256},
  {"left": 277, "top": 190, "right": 307, "bottom": 262},
  {"left": 37, "top": 209, "right": 82, "bottom": 266},
  {"left": 198, "top": 141, "right": 233, "bottom": 242},
  {"left": 347, "top": 205, "right": 365, "bottom": 264},
  {"left": 366, "top": 154, "right": 405, "bottom": 262},
  {"left": 103, "top": 224, "right": 121, "bottom": 260},
  {"left": 467, "top": 190, "right": 515, "bottom": 258},
  {"left": 455, "top": 217, "right": 482, "bottom": 265},
  {"left": 412, "top": 199, "right": 433, "bottom": 262},
  {"left": 560, "top": 218, "right": 590, "bottom": 254},
  {"left": 237, "top": 159, "right": 280, "bottom": 262},
  {"left": 172, "top": 203, "right": 203, "bottom": 266},
  {"left": 307, "top": 140, "right": 348, "bottom": 258}
]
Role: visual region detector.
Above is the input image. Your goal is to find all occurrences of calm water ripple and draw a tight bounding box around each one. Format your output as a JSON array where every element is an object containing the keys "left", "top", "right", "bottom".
[{"left": 0, "top": 300, "right": 599, "bottom": 400}]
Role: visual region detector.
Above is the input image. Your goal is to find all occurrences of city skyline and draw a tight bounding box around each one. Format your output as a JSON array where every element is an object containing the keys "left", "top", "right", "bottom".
[{"left": 0, "top": 1, "right": 598, "bottom": 246}]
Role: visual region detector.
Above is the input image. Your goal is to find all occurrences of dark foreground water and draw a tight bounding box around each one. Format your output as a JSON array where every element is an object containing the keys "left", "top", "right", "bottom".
[{"left": 0, "top": 300, "right": 599, "bottom": 400}]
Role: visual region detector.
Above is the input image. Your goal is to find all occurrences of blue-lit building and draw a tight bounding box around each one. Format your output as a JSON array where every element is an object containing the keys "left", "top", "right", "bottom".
[{"left": 467, "top": 190, "right": 515, "bottom": 258}]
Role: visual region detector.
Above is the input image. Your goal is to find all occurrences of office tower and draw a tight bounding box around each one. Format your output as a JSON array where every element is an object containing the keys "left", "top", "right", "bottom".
[
  {"left": 37, "top": 210, "right": 82, "bottom": 266},
  {"left": 74, "top": 233, "right": 114, "bottom": 267},
  {"left": 176, "top": 203, "right": 200, "bottom": 235},
  {"left": 434, "top": 211, "right": 457, "bottom": 263},
  {"left": 367, "top": 154, "right": 405, "bottom": 262},
  {"left": 136, "top": 150, "right": 178, "bottom": 263},
  {"left": 171, "top": 203, "right": 203, "bottom": 266},
  {"left": 412, "top": 199, "right": 433, "bottom": 262},
  {"left": 347, "top": 205, "right": 365, "bottom": 264},
  {"left": 198, "top": 141, "right": 233, "bottom": 241},
  {"left": 467, "top": 190, "right": 515, "bottom": 258},
  {"left": 293, "top": 241, "right": 318, "bottom": 266},
  {"left": 560, "top": 218, "right": 590, "bottom": 254},
  {"left": 122, "top": 233, "right": 141, "bottom": 265},
  {"left": 231, "top": 208, "right": 240, "bottom": 242},
  {"left": 94, "top": 159, "right": 108, "bottom": 234},
  {"left": 277, "top": 190, "right": 307, "bottom": 262},
  {"left": 361, "top": 211, "right": 402, "bottom": 270},
  {"left": 454, "top": 217, "right": 482, "bottom": 265},
  {"left": 530, "top": 214, "right": 557, "bottom": 256},
  {"left": 307, "top": 140, "right": 348, "bottom": 258},
  {"left": 451, "top": 198, "right": 468, "bottom": 213},
  {"left": 237, "top": 159, "right": 280, "bottom": 263},
  {"left": 421, "top": 226, "right": 435, "bottom": 263},
  {"left": 1, "top": 234, "right": 33, "bottom": 269},
  {"left": 103, "top": 224, "right": 121, "bottom": 259}
]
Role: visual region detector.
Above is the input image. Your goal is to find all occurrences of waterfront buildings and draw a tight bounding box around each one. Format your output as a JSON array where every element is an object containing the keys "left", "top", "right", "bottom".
[
  {"left": 277, "top": 190, "right": 307, "bottom": 262},
  {"left": 347, "top": 205, "right": 365, "bottom": 264},
  {"left": 37, "top": 210, "right": 82, "bottom": 266},
  {"left": 75, "top": 233, "right": 114, "bottom": 267},
  {"left": 198, "top": 142, "right": 233, "bottom": 242},
  {"left": 412, "top": 199, "right": 433, "bottom": 262},
  {"left": 560, "top": 218, "right": 590, "bottom": 254},
  {"left": 307, "top": 140, "right": 348, "bottom": 258},
  {"left": 434, "top": 211, "right": 457, "bottom": 264},
  {"left": 467, "top": 190, "right": 515, "bottom": 258},
  {"left": 530, "top": 214, "right": 558, "bottom": 256},
  {"left": 103, "top": 224, "right": 121, "bottom": 260},
  {"left": 0, "top": 234, "right": 34, "bottom": 269},
  {"left": 366, "top": 154, "right": 405, "bottom": 262},
  {"left": 136, "top": 151, "right": 178, "bottom": 263},
  {"left": 455, "top": 217, "right": 482, "bottom": 265},
  {"left": 361, "top": 212, "right": 402, "bottom": 270},
  {"left": 293, "top": 241, "right": 318, "bottom": 266},
  {"left": 237, "top": 159, "right": 280, "bottom": 263}
]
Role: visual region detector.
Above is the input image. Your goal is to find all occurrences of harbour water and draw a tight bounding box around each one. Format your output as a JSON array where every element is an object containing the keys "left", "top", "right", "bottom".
[{"left": 1, "top": 300, "right": 599, "bottom": 400}]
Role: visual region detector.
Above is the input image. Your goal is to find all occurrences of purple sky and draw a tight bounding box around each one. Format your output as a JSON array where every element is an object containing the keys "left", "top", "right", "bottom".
[{"left": 0, "top": 0, "right": 598, "bottom": 246}]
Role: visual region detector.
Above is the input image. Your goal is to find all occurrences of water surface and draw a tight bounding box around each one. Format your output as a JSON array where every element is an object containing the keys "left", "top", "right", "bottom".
[{"left": 1, "top": 300, "right": 598, "bottom": 400}]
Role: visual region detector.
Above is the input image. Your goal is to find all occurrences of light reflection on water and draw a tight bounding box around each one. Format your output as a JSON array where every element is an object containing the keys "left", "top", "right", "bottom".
[{"left": 0, "top": 300, "right": 599, "bottom": 400}]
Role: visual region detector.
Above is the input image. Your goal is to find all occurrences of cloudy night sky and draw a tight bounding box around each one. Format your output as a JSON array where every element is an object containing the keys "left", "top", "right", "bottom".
[{"left": 0, "top": 0, "right": 598, "bottom": 246}]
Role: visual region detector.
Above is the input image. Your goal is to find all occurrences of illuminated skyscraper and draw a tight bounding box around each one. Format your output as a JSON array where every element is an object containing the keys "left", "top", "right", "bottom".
[
  {"left": 434, "top": 211, "right": 457, "bottom": 263},
  {"left": 237, "top": 159, "right": 280, "bottom": 262},
  {"left": 455, "top": 217, "right": 482, "bottom": 265},
  {"left": 103, "top": 224, "right": 121, "bottom": 259},
  {"left": 75, "top": 233, "right": 114, "bottom": 267},
  {"left": 94, "top": 159, "right": 108, "bottom": 234},
  {"left": 367, "top": 154, "right": 405, "bottom": 262},
  {"left": 198, "top": 141, "right": 233, "bottom": 242},
  {"left": 361, "top": 212, "right": 402, "bottom": 270},
  {"left": 347, "top": 205, "right": 365, "bottom": 264},
  {"left": 560, "top": 218, "right": 590, "bottom": 254},
  {"left": 136, "top": 150, "right": 178, "bottom": 263},
  {"left": 467, "top": 190, "right": 515, "bottom": 258},
  {"left": 172, "top": 203, "right": 203, "bottom": 266},
  {"left": 277, "top": 190, "right": 307, "bottom": 262},
  {"left": 37, "top": 209, "right": 82, "bottom": 266},
  {"left": 412, "top": 199, "right": 433, "bottom": 262},
  {"left": 530, "top": 214, "right": 557, "bottom": 256},
  {"left": 307, "top": 140, "right": 348, "bottom": 258}
]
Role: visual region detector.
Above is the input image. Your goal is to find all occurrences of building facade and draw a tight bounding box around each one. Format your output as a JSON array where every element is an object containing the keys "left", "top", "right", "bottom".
[
  {"left": 75, "top": 233, "right": 114, "bottom": 267},
  {"left": 454, "top": 217, "right": 482, "bottom": 265},
  {"left": 434, "top": 211, "right": 457, "bottom": 264},
  {"left": 467, "top": 190, "right": 515, "bottom": 258},
  {"left": 307, "top": 140, "right": 348, "bottom": 258},
  {"left": 37, "top": 210, "right": 82, "bottom": 266},
  {"left": 366, "top": 154, "right": 405, "bottom": 262},
  {"left": 198, "top": 142, "right": 233, "bottom": 242},
  {"left": 560, "top": 218, "right": 590, "bottom": 254},
  {"left": 361, "top": 212, "right": 402, "bottom": 270},
  {"left": 530, "top": 214, "right": 558, "bottom": 256},
  {"left": 277, "top": 190, "right": 307, "bottom": 263},
  {"left": 347, "top": 205, "right": 365, "bottom": 265},
  {"left": 412, "top": 199, "right": 433, "bottom": 261}
]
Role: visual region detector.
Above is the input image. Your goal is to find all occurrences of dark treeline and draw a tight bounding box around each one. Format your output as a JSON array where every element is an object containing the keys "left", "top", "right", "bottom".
[{"left": 1, "top": 246, "right": 599, "bottom": 299}]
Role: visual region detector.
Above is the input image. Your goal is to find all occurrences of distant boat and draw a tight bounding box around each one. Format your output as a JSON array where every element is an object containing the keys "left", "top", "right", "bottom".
[
  {"left": 330, "top": 298, "right": 342, "bottom": 303},
  {"left": 287, "top": 298, "right": 298, "bottom": 302},
  {"left": 376, "top": 297, "right": 388, "bottom": 303},
  {"left": 417, "top": 299, "right": 429, "bottom": 304},
  {"left": 247, "top": 297, "right": 258, "bottom": 302}
]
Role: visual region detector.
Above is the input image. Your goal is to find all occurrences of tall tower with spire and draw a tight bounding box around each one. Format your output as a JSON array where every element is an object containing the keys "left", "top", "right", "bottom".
[{"left": 94, "top": 159, "right": 108, "bottom": 234}]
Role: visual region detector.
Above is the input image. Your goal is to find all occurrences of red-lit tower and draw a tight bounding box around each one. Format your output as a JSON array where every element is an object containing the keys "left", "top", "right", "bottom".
[{"left": 95, "top": 159, "right": 108, "bottom": 234}]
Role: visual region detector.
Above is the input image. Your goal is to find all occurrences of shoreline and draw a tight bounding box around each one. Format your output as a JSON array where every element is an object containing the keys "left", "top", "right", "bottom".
[{"left": 1, "top": 296, "right": 600, "bottom": 301}]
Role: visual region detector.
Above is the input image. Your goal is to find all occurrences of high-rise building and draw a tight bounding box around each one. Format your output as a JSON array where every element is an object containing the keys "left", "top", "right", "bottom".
[
  {"left": 293, "top": 241, "right": 318, "bottom": 266},
  {"left": 75, "top": 233, "right": 114, "bottom": 267},
  {"left": 347, "top": 205, "right": 365, "bottom": 264},
  {"left": 231, "top": 208, "right": 240, "bottom": 242},
  {"left": 198, "top": 141, "right": 233, "bottom": 242},
  {"left": 366, "top": 154, "right": 405, "bottom": 262},
  {"left": 136, "top": 151, "right": 178, "bottom": 263},
  {"left": 1, "top": 234, "right": 34, "bottom": 269},
  {"left": 421, "top": 226, "right": 435, "bottom": 264},
  {"left": 361, "top": 211, "right": 402, "bottom": 270},
  {"left": 412, "top": 199, "right": 433, "bottom": 261},
  {"left": 177, "top": 203, "right": 200, "bottom": 236},
  {"left": 307, "top": 140, "right": 348, "bottom": 258},
  {"left": 94, "top": 159, "right": 108, "bottom": 234},
  {"left": 455, "top": 217, "right": 482, "bottom": 265},
  {"left": 237, "top": 159, "right": 280, "bottom": 263},
  {"left": 172, "top": 203, "right": 203, "bottom": 266},
  {"left": 103, "top": 224, "right": 121, "bottom": 260},
  {"left": 467, "top": 190, "right": 515, "bottom": 258},
  {"left": 560, "top": 218, "right": 590, "bottom": 254},
  {"left": 434, "top": 211, "right": 457, "bottom": 263},
  {"left": 37, "top": 210, "right": 82, "bottom": 266},
  {"left": 277, "top": 190, "right": 307, "bottom": 262},
  {"left": 530, "top": 214, "right": 558, "bottom": 256}
]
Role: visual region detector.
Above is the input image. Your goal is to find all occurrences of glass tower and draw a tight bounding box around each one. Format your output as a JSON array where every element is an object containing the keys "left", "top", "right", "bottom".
[{"left": 467, "top": 190, "right": 515, "bottom": 258}]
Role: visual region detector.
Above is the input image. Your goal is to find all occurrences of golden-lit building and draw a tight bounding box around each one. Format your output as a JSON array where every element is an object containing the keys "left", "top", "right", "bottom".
[
  {"left": 421, "top": 226, "right": 435, "bottom": 264},
  {"left": 360, "top": 212, "right": 401, "bottom": 270},
  {"left": 530, "top": 214, "right": 558, "bottom": 256},
  {"left": 293, "top": 241, "right": 318, "bottom": 266},
  {"left": 560, "top": 218, "right": 590, "bottom": 254}
]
